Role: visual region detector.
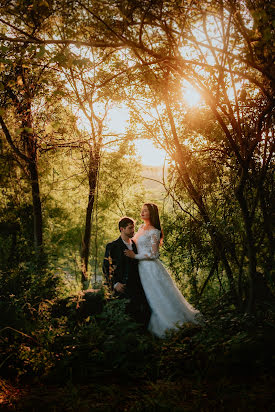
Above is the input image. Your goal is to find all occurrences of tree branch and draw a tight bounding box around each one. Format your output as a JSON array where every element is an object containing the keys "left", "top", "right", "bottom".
[
  {"left": 0, "top": 115, "right": 30, "bottom": 163},
  {"left": 0, "top": 35, "right": 122, "bottom": 48}
]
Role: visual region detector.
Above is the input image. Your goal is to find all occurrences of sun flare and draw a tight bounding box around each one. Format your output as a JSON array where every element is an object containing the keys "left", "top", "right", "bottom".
[{"left": 182, "top": 85, "right": 201, "bottom": 107}]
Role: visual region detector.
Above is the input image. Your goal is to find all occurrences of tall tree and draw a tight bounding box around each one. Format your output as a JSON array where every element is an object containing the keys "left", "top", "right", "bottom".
[
  {"left": 0, "top": 46, "right": 45, "bottom": 257},
  {"left": 58, "top": 46, "right": 131, "bottom": 287}
]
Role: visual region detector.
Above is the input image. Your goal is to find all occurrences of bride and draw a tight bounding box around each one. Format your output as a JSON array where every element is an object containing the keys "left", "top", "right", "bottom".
[{"left": 124, "top": 203, "right": 200, "bottom": 338}]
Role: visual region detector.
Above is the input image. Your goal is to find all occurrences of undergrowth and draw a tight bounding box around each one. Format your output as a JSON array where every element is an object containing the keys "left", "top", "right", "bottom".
[{"left": 0, "top": 267, "right": 274, "bottom": 411}]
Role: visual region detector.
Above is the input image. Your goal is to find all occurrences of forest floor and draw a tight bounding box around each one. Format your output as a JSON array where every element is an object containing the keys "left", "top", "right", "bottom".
[{"left": 1, "top": 371, "right": 275, "bottom": 411}]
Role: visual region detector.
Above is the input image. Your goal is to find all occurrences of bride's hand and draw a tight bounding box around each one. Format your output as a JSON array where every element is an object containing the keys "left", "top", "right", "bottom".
[{"left": 124, "top": 249, "right": 136, "bottom": 259}]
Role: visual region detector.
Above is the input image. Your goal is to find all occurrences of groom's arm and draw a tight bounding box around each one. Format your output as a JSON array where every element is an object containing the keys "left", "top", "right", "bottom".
[
  {"left": 103, "top": 242, "right": 124, "bottom": 289},
  {"left": 110, "top": 243, "right": 124, "bottom": 284},
  {"left": 102, "top": 242, "right": 115, "bottom": 290},
  {"left": 109, "top": 243, "right": 127, "bottom": 293}
]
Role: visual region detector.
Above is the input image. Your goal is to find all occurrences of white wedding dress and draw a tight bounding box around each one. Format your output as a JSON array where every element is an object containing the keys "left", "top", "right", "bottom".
[{"left": 134, "top": 226, "right": 200, "bottom": 338}]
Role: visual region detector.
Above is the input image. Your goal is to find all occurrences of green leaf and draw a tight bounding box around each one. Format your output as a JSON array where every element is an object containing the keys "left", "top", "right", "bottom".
[{"left": 36, "top": 46, "right": 46, "bottom": 58}]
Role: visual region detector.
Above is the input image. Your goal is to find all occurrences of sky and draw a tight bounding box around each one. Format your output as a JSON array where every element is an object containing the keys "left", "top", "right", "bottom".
[
  {"left": 134, "top": 139, "right": 166, "bottom": 167},
  {"left": 106, "top": 106, "right": 167, "bottom": 167}
]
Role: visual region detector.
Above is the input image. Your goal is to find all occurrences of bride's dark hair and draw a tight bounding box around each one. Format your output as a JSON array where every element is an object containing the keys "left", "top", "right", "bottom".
[{"left": 144, "top": 203, "right": 163, "bottom": 240}]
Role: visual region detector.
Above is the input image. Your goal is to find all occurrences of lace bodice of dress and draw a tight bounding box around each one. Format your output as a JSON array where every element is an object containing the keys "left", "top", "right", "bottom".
[{"left": 134, "top": 226, "right": 161, "bottom": 260}]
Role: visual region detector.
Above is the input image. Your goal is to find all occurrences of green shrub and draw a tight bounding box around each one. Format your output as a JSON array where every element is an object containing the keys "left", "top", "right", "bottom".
[{"left": 49, "top": 298, "right": 155, "bottom": 383}]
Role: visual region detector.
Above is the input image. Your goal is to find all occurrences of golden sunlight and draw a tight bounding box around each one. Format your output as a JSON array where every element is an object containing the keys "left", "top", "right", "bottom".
[{"left": 182, "top": 84, "right": 201, "bottom": 107}]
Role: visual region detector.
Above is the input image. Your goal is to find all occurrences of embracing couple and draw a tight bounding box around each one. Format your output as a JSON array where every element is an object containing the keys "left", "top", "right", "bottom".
[{"left": 103, "top": 203, "right": 200, "bottom": 338}]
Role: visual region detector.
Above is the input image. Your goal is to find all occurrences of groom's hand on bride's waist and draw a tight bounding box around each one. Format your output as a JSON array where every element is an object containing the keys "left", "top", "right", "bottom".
[{"left": 114, "top": 282, "right": 126, "bottom": 294}]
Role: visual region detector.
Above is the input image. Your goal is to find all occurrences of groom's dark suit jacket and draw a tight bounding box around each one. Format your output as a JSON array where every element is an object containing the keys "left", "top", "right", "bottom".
[{"left": 102, "top": 236, "right": 151, "bottom": 327}]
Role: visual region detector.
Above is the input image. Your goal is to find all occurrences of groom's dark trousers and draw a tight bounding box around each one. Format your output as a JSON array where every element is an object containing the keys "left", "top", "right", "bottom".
[{"left": 103, "top": 236, "right": 151, "bottom": 328}]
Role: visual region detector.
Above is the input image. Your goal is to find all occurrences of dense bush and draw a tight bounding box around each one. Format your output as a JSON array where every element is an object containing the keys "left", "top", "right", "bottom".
[
  {"left": 48, "top": 298, "right": 155, "bottom": 383},
  {"left": 0, "top": 266, "right": 155, "bottom": 383},
  {"left": 0, "top": 266, "right": 65, "bottom": 379},
  {"left": 157, "top": 307, "right": 275, "bottom": 383}
]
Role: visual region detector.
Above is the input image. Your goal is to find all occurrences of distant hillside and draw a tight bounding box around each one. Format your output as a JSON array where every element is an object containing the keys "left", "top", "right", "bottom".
[{"left": 141, "top": 165, "right": 168, "bottom": 201}]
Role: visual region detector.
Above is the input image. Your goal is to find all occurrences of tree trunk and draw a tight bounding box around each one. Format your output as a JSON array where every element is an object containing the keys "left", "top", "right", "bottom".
[
  {"left": 28, "top": 160, "right": 43, "bottom": 257},
  {"left": 0, "top": 104, "right": 44, "bottom": 264},
  {"left": 80, "top": 149, "right": 100, "bottom": 289},
  {"left": 235, "top": 178, "right": 257, "bottom": 313},
  {"left": 22, "top": 104, "right": 44, "bottom": 263}
]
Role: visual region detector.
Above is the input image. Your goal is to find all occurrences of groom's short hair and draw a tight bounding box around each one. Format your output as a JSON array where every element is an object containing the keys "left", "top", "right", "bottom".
[{"left": 119, "top": 217, "right": 134, "bottom": 231}]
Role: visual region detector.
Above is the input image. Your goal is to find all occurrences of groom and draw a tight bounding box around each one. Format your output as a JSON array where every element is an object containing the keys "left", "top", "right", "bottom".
[{"left": 102, "top": 217, "right": 151, "bottom": 328}]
